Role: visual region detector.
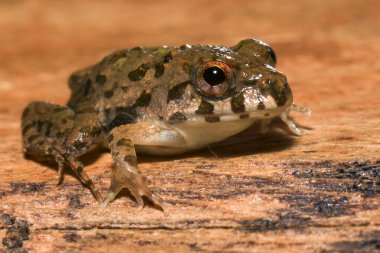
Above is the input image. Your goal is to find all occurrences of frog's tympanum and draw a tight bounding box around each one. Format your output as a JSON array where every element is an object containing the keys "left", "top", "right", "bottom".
[{"left": 21, "top": 39, "right": 310, "bottom": 210}]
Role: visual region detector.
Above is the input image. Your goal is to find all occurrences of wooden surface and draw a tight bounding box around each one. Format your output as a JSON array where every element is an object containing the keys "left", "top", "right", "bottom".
[{"left": 1, "top": 0, "right": 379, "bottom": 252}]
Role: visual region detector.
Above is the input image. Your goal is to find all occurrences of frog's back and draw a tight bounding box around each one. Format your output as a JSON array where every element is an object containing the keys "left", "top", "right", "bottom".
[
  {"left": 67, "top": 45, "right": 201, "bottom": 132},
  {"left": 67, "top": 47, "right": 158, "bottom": 107}
]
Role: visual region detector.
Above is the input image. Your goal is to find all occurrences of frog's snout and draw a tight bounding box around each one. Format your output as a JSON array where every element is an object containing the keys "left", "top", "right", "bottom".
[
  {"left": 268, "top": 80, "right": 293, "bottom": 109},
  {"left": 238, "top": 77, "right": 293, "bottom": 113}
]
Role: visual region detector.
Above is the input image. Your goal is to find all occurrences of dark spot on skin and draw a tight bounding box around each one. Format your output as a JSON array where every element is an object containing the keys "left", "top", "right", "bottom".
[
  {"left": 121, "top": 87, "right": 129, "bottom": 92},
  {"left": 268, "top": 47, "right": 277, "bottom": 66},
  {"left": 257, "top": 101, "right": 266, "bottom": 110},
  {"left": 44, "top": 121, "right": 53, "bottom": 137},
  {"left": 242, "top": 80, "right": 257, "bottom": 86},
  {"left": 27, "top": 134, "right": 40, "bottom": 143},
  {"left": 130, "top": 46, "right": 143, "bottom": 52},
  {"left": 270, "top": 81, "right": 288, "bottom": 107},
  {"left": 154, "top": 63, "right": 165, "bottom": 78},
  {"left": 167, "top": 81, "right": 189, "bottom": 102},
  {"left": 231, "top": 92, "right": 245, "bottom": 113},
  {"left": 74, "top": 139, "right": 87, "bottom": 151},
  {"left": 63, "top": 233, "right": 81, "bottom": 243},
  {"left": 96, "top": 74, "right": 107, "bottom": 85},
  {"left": 124, "top": 155, "right": 137, "bottom": 166},
  {"left": 37, "top": 140, "right": 45, "bottom": 146},
  {"left": 88, "top": 126, "right": 101, "bottom": 143},
  {"left": 10, "top": 182, "right": 45, "bottom": 194},
  {"left": 205, "top": 116, "right": 220, "bottom": 123},
  {"left": 179, "top": 44, "right": 188, "bottom": 50},
  {"left": 102, "top": 51, "right": 127, "bottom": 65},
  {"left": 105, "top": 91, "right": 153, "bottom": 130},
  {"left": 196, "top": 99, "right": 214, "bottom": 115},
  {"left": 104, "top": 90, "right": 114, "bottom": 98},
  {"left": 22, "top": 124, "right": 34, "bottom": 136},
  {"left": 134, "top": 90, "right": 151, "bottom": 107},
  {"left": 83, "top": 79, "right": 92, "bottom": 96},
  {"left": 264, "top": 113, "right": 270, "bottom": 117},
  {"left": 128, "top": 63, "right": 149, "bottom": 81},
  {"left": 116, "top": 138, "right": 132, "bottom": 147},
  {"left": 239, "top": 113, "right": 249, "bottom": 119},
  {"left": 53, "top": 107, "right": 67, "bottom": 112},
  {"left": 169, "top": 112, "right": 187, "bottom": 123},
  {"left": 56, "top": 131, "right": 64, "bottom": 138},
  {"left": 164, "top": 52, "right": 173, "bottom": 63},
  {"left": 75, "top": 107, "right": 97, "bottom": 114},
  {"left": 107, "top": 108, "right": 138, "bottom": 130},
  {"left": 36, "top": 120, "right": 44, "bottom": 132},
  {"left": 68, "top": 194, "right": 85, "bottom": 209},
  {"left": 104, "top": 107, "right": 137, "bottom": 131}
]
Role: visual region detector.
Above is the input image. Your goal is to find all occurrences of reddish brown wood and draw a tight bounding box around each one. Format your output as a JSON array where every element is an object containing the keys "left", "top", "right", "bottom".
[{"left": 0, "top": 1, "right": 379, "bottom": 252}]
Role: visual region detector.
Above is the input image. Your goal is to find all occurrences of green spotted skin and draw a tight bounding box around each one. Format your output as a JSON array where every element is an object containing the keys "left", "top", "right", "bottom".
[{"left": 21, "top": 39, "right": 305, "bottom": 210}]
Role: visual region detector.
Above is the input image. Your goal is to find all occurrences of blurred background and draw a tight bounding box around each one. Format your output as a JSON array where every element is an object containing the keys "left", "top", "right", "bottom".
[{"left": 1, "top": 0, "right": 379, "bottom": 113}]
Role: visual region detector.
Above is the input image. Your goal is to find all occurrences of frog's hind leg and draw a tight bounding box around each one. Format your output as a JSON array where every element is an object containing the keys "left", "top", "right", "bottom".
[
  {"left": 22, "top": 101, "right": 75, "bottom": 163},
  {"left": 21, "top": 101, "right": 103, "bottom": 202}
]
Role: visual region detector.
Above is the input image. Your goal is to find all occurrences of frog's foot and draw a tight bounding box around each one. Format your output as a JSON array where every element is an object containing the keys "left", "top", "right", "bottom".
[
  {"left": 280, "top": 104, "right": 312, "bottom": 135},
  {"left": 49, "top": 146, "right": 103, "bottom": 203},
  {"left": 101, "top": 129, "right": 165, "bottom": 211},
  {"left": 99, "top": 166, "right": 164, "bottom": 211}
]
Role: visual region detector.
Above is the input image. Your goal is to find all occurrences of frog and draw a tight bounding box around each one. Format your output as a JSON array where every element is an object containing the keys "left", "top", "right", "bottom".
[{"left": 21, "top": 38, "right": 310, "bottom": 211}]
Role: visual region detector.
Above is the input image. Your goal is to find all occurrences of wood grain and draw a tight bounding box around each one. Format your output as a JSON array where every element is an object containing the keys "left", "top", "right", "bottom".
[{"left": 0, "top": 0, "right": 379, "bottom": 252}]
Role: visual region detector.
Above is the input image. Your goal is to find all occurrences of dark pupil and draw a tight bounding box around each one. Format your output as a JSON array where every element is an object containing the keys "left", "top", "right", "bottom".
[{"left": 203, "top": 67, "right": 226, "bottom": 86}]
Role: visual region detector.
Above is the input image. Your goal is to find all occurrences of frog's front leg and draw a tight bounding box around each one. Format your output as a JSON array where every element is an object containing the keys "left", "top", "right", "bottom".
[
  {"left": 100, "top": 121, "right": 186, "bottom": 211},
  {"left": 280, "top": 104, "right": 312, "bottom": 135},
  {"left": 100, "top": 129, "right": 164, "bottom": 211}
]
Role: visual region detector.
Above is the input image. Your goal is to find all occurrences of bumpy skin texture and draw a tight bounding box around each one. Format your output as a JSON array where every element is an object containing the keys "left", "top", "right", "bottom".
[{"left": 21, "top": 39, "right": 309, "bottom": 210}]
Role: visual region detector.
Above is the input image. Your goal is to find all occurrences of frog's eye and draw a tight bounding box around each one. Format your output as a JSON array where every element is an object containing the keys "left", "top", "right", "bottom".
[{"left": 193, "top": 61, "right": 233, "bottom": 98}]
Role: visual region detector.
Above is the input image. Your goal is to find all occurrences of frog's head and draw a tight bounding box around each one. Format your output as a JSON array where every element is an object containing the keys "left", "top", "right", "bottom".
[{"left": 179, "top": 39, "right": 292, "bottom": 123}]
